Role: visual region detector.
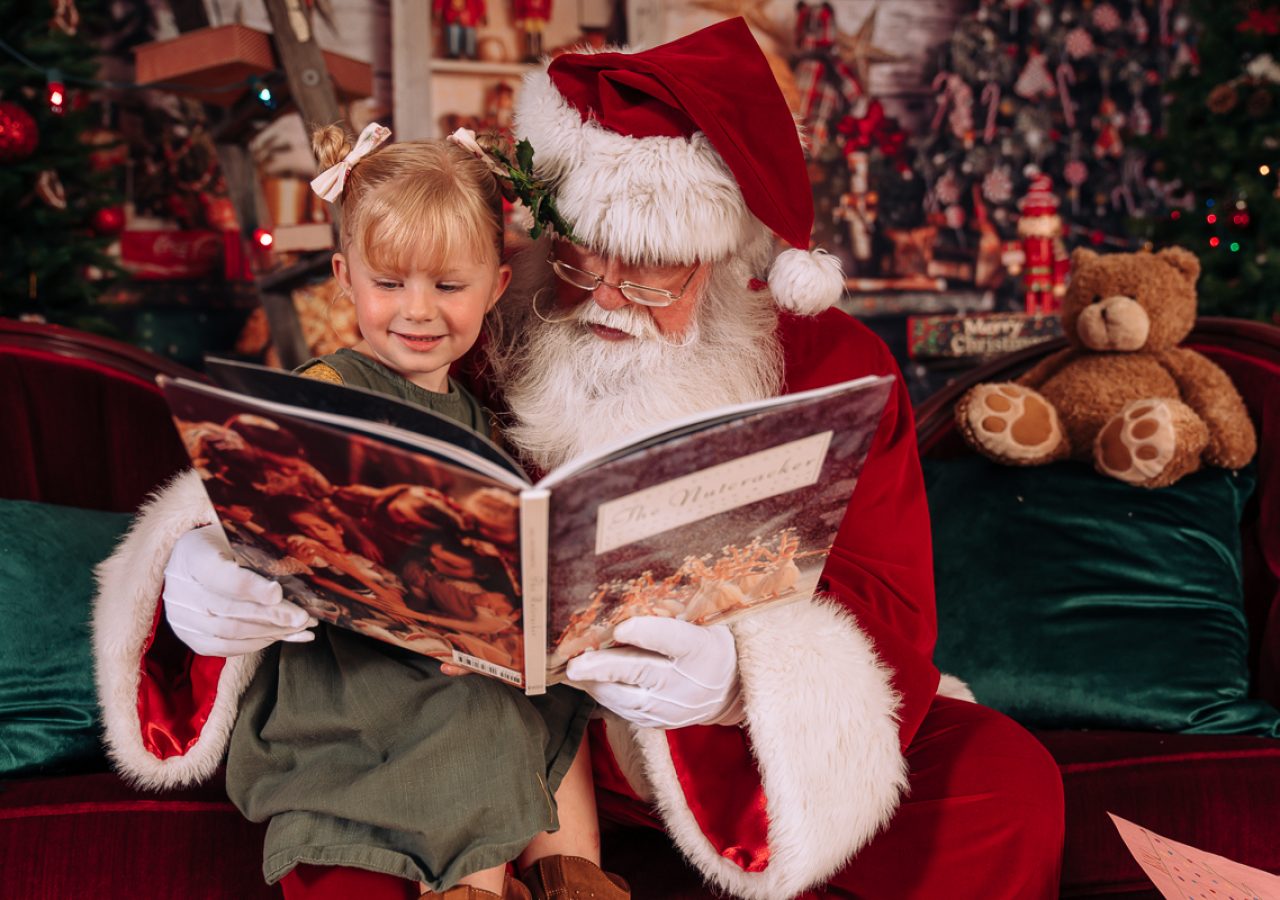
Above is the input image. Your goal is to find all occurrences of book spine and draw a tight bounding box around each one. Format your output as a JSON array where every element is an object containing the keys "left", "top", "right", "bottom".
[{"left": 519, "top": 488, "right": 551, "bottom": 696}]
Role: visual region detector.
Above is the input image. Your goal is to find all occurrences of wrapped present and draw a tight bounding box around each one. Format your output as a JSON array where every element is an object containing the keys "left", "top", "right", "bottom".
[
  {"left": 121, "top": 230, "right": 224, "bottom": 280},
  {"left": 884, "top": 225, "right": 938, "bottom": 277}
]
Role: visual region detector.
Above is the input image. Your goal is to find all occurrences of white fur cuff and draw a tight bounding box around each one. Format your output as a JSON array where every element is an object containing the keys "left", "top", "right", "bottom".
[
  {"left": 92, "top": 470, "right": 263, "bottom": 790},
  {"left": 616, "top": 598, "right": 906, "bottom": 899}
]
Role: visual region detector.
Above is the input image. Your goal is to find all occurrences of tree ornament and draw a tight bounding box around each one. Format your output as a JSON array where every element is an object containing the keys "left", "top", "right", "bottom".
[
  {"left": 1065, "top": 27, "right": 1095, "bottom": 60},
  {"left": 935, "top": 169, "right": 963, "bottom": 206},
  {"left": 1129, "top": 5, "right": 1150, "bottom": 43},
  {"left": 1207, "top": 83, "right": 1240, "bottom": 114},
  {"left": 1092, "top": 2, "right": 1122, "bottom": 33},
  {"left": 1237, "top": 8, "right": 1280, "bottom": 36},
  {"left": 1056, "top": 62, "right": 1078, "bottom": 128},
  {"left": 932, "top": 73, "right": 975, "bottom": 143},
  {"left": 1092, "top": 97, "right": 1125, "bottom": 158},
  {"left": 1015, "top": 49, "right": 1057, "bottom": 100},
  {"left": 35, "top": 169, "right": 66, "bottom": 209},
  {"left": 981, "top": 82, "right": 1001, "bottom": 142},
  {"left": 1063, "top": 157, "right": 1089, "bottom": 213},
  {"left": 836, "top": 5, "right": 901, "bottom": 92},
  {"left": 0, "top": 101, "right": 39, "bottom": 163},
  {"left": 50, "top": 0, "right": 80, "bottom": 36},
  {"left": 92, "top": 204, "right": 125, "bottom": 235},
  {"left": 982, "top": 165, "right": 1014, "bottom": 204},
  {"left": 80, "top": 127, "right": 127, "bottom": 171}
]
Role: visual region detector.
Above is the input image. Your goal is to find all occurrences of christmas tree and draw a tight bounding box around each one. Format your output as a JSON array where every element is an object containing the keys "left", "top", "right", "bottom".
[
  {"left": 917, "top": 0, "right": 1187, "bottom": 309},
  {"left": 0, "top": 0, "right": 120, "bottom": 324},
  {"left": 1146, "top": 0, "right": 1280, "bottom": 322},
  {"left": 789, "top": 3, "right": 922, "bottom": 283}
]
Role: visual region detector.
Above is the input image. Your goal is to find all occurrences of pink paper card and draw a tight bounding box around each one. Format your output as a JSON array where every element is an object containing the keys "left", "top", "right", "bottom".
[{"left": 1109, "top": 813, "right": 1280, "bottom": 899}]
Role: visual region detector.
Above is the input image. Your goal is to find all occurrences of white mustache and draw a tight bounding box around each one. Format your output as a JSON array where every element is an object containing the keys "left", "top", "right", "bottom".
[{"left": 573, "top": 302, "right": 662, "bottom": 341}]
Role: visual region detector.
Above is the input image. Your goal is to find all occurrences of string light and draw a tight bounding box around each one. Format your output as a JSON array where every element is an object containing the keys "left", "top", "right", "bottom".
[
  {"left": 1229, "top": 242, "right": 1240, "bottom": 252},
  {"left": 251, "top": 77, "right": 277, "bottom": 110},
  {"left": 1262, "top": 165, "right": 1272, "bottom": 176},
  {"left": 46, "top": 69, "right": 65, "bottom": 115},
  {"left": 0, "top": 36, "right": 272, "bottom": 98},
  {"left": 1207, "top": 213, "right": 1217, "bottom": 224},
  {"left": 1209, "top": 236, "right": 1220, "bottom": 248},
  {"left": 254, "top": 228, "right": 274, "bottom": 249}
]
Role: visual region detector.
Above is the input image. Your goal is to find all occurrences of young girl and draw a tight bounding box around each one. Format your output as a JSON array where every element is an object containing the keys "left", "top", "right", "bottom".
[{"left": 224, "top": 123, "right": 625, "bottom": 900}]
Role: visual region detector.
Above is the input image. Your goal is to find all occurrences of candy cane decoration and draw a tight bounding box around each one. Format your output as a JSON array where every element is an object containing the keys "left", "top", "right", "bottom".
[
  {"left": 931, "top": 72, "right": 953, "bottom": 133},
  {"left": 1056, "top": 62, "right": 1077, "bottom": 128},
  {"left": 1111, "top": 183, "right": 1135, "bottom": 215},
  {"left": 982, "top": 82, "right": 1001, "bottom": 143}
]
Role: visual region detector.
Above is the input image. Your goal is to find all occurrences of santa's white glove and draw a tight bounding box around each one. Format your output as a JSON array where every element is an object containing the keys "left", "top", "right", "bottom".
[
  {"left": 162, "top": 524, "right": 317, "bottom": 657},
  {"left": 566, "top": 616, "right": 744, "bottom": 729}
]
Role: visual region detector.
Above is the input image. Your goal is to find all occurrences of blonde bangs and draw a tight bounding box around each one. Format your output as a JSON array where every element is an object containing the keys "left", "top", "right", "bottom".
[{"left": 350, "top": 178, "right": 496, "bottom": 276}]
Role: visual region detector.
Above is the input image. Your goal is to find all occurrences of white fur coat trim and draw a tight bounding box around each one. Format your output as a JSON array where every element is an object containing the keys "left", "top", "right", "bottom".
[
  {"left": 610, "top": 598, "right": 907, "bottom": 899},
  {"left": 515, "top": 66, "right": 761, "bottom": 265},
  {"left": 92, "top": 470, "right": 263, "bottom": 790}
]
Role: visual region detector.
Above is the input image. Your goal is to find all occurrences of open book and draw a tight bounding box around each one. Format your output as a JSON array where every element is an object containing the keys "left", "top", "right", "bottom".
[{"left": 159, "top": 359, "right": 893, "bottom": 694}]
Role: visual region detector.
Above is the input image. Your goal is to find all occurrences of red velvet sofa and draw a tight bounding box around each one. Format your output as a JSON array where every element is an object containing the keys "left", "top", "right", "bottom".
[{"left": 2, "top": 316, "right": 1277, "bottom": 899}]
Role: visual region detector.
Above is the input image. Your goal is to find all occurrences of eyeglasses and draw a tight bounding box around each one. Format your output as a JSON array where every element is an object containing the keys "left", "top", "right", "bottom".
[{"left": 547, "top": 253, "right": 700, "bottom": 308}]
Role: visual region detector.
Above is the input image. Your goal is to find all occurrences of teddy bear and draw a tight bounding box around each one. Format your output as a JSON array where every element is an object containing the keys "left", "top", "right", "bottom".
[{"left": 955, "top": 246, "right": 1257, "bottom": 488}]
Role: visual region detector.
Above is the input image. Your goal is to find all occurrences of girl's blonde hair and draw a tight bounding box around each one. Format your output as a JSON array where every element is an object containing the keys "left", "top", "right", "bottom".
[{"left": 313, "top": 124, "right": 504, "bottom": 275}]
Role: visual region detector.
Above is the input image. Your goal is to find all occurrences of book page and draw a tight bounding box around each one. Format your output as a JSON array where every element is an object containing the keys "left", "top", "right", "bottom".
[
  {"left": 162, "top": 377, "right": 529, "bottom": 688},
  {"left": 1109, "top": 813, "right": 1280, "bottom": 899},
  {"left": 539, "top": 375, "right": 893, "bottom": 680}
]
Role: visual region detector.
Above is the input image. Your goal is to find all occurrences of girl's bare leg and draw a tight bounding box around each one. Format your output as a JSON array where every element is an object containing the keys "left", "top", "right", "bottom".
[{"left": 518, "top": 734, "right": 601, "bottom": 868}]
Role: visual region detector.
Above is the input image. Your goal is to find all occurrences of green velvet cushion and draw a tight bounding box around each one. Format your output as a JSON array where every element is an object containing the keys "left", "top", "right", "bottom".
[
  {"left": 0, "top": 499, "right": 131, "bottom": 777},
  {"left": 926, "top": 457, "right": 1280, "bottom": 735}
]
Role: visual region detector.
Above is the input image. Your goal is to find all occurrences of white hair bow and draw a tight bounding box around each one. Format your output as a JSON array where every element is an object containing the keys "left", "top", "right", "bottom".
[{"left": 310, "top": 122, "right": 392, "bottom": 202}]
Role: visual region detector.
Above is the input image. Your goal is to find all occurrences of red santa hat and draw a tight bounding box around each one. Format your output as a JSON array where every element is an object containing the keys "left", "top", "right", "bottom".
[
  {"left": 1019, "top": 174, "right": 1060, "bottom": 218},
  {"left": 514, "top": 17, "right": 844, "bottom": 315}
]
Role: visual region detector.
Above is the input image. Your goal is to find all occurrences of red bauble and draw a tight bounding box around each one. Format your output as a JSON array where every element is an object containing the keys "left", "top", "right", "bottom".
[
  {"left": 0, "top": 101, "right": 39, "bottom": 163},
  {"left": 93, "top": 205, "right": 126, "bottom": 235}
]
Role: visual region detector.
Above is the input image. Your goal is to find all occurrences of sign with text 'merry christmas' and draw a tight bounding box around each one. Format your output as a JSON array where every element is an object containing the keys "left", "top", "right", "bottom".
[{"left": 907, "top": 312, "right": 1063, "bottom": 360}]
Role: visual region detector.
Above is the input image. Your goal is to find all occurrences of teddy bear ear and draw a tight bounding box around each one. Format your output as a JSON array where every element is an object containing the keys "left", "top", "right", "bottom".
[
  {"left": 1070, "top": 247, "right": 1100, "bottom": 269},
  {"left": 1157, "top": 246, "right": 1201, "bottom": 282}
]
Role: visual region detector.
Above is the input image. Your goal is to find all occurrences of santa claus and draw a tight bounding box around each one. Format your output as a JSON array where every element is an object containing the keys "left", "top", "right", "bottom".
[{"left": 92, "top": 18, "right": 1063, "bottom": 900}]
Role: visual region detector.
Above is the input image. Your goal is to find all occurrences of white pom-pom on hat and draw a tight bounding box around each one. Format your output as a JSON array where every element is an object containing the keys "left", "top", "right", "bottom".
[{"left": 769, "top": 248, "right": 845, "bottom": 315}]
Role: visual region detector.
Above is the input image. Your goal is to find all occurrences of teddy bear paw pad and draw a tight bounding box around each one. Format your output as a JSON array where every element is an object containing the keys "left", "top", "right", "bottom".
[
  {"left": 964, "top": 384, "right": 1064, "bottom": 462},
  {"left": 1096, "top": 399, "right": 1176, "bottom": 484}
]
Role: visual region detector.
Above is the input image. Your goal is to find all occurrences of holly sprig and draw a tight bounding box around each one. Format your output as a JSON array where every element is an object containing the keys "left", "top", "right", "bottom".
[{"left": 449, "top": 128, "right": 577, "bottom": 242}]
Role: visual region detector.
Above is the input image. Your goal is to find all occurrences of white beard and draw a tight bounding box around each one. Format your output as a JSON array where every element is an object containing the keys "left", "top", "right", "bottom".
[{"left": 485, "top": 249, "right": 784, "bottom": 472}]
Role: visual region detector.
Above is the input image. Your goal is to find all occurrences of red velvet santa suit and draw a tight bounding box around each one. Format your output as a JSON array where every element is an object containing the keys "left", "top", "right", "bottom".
[{"left": 91, "top": 307, "right": 1062, "bottom": 899}]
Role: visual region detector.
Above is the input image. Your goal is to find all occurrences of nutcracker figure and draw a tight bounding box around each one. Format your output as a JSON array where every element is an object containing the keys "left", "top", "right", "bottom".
[
  {"left": 1003, "top": 174, "right": 1070, "bottom": 315},
  {"left": 434, "top": 0, "right": 487, "bottom": 59},
  {"left": 512, "top": 0, "right": 552, "bottom": 61},
  {"left": 795, "top": 0, "right": 837, "bottom": 54}
]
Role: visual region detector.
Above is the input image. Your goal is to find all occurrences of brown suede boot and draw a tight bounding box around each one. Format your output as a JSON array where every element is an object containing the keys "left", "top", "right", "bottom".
[
  {"left": 421, "top": 874, "right": 532, "bottom": 900},
  {"left": 519, "top": 855, "right": 630, "bottom": 900}
]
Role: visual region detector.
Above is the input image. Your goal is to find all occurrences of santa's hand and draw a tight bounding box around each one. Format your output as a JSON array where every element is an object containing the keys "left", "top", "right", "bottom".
[
  {"left": 163, "top": 524, "right": 317, "bottom": 657},
  {"left": 565, "top": 616, "right": 744, "bottom": 729}
]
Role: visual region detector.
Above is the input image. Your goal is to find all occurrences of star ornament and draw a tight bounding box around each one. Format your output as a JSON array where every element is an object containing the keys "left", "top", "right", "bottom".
[
  {"left": 837, "top": 5, "right": 902, "bottom": 91},
  {"left": 688, "top": 0, "right": 789, "bottom": 48}
]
